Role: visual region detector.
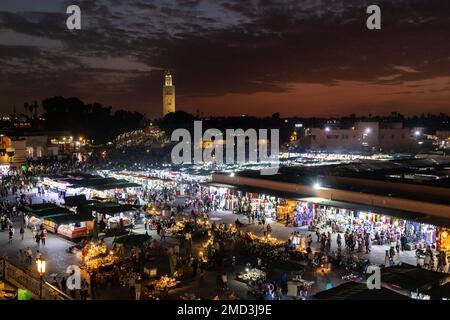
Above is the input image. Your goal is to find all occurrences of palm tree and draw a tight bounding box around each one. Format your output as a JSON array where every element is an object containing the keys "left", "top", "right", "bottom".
[
  {"left": 33, "top": 100, "right": 39, "bottom": 118},
  {"left": 28, "top": 103, "right": 34, "bottom": 118},
  {"left": 23, "top": 102, "right": 29, "bottom": 117}
]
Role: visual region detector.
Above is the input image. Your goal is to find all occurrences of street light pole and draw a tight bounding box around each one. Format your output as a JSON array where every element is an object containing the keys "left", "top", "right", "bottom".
[
  {"left": 36, "top": 258, "right": 46, "bottom": 300},
  {"left": 39, "top": 275, "right": 43, "bottom": 300}
]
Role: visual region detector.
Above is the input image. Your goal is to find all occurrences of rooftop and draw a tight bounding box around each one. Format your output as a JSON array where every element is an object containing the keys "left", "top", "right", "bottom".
[{"left": 231, "top": 156, "right": 450, "bottom": 205}]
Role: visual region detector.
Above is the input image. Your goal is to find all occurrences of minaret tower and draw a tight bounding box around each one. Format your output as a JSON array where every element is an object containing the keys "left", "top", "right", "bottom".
[{"left": 162, "top": 71, "right": 175, "bottom": 116}]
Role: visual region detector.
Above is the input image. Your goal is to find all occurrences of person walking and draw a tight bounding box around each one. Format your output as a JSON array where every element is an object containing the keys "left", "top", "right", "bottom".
[
  {"left": 90, "top": 272, "right": 97, "bottom": 299},
  {"left": 192, "top": 257, "right": 198, "bottom": 277},
  {"left": 26, "top": 247, "right": 32, "bottom": 265},
  {"left": 365, "top": 234, "right": 371, "bottom": 254},
  {"left": 400, "top": 234, "right": 407, "bottom": 251},
  {"left": 129, "top": 277, "right": 136, "bottom": 299},
  {"left": 8, "top": 228, "right": 13, "bottom": 244},
  {"left": 384, "top": 250, "right": 390, "bottom": 267},
  {"left": 61, "top": 277, "right": 67, "bottom": 294},
  {"left": 135, "top": 279, "right": 142, "bottom": 300},
  {"left": 337, "top": 233, "right": 342, "bottom": 250},
  {"left": 160, "top": 227, "right": 166, "bottom": 241},
  {"left": 40, "top": 230, "right": 46, "bottom": 245},
  {"left": 35, "top": 250, "right": 42, "bottom": 261},
  {"left": 51, "top": 276, "right": 60, "bottom": 289},
  {"left": 326, "top": 232, "right": 331, "bottom": 252},
  {"left": 80, "top": 279, "right": 89, "bottom": 300},
  {"left": 19, "top": 226, "right": 24, "bottom": 240},
  {"left": 18, "top": 249, "right": 23, "bottom": 264},
  {"left": 221, "top": 272, "right": 228, "bottom": 290},
  {"left": 156, "top": 222, "right": 161, "bottom": 236},
  {"left": 307, "top": 234, "right": 313, "bottom": 248}
]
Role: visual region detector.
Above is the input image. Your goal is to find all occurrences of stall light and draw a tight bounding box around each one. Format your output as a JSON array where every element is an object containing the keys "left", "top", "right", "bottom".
[
  {"left": 36, "top": 258, "right": 46, "bottom": 275},
  {"left": 365, "top": 128, "right": 371, "bottom": 134},
  {"left": 313, "top": 182, "right": 321, "bottom": 190},
  {"left": 414, "top": 130, "right": 421, "bottom": 136},
  {"left": 324, "top": 127, "right": 331, "bottom": 132},
  {"left": 229, "top": 172, "right": 235, "bottom": 177}
]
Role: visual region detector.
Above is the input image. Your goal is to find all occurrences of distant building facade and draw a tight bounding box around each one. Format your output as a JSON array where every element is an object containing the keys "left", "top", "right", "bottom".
[
  {"left": 434, "top": 131, "right": 450, "bottom": 150},
  {"left": 162, "top": 71, "right": 175, "bottom": 117},
  {"left": 0, "top": 131, "right": 89, "bottom": 165},
  {"left": 302, "top": 122, "right": 419, "bottom": 153},
  {"left": 0, "top": 135, "right": 26, "bottom": 165}
]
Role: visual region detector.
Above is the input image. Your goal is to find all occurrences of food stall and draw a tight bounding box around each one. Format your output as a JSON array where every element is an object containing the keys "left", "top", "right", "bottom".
[
  {"left": 43, "top": 212, "right": 94, "bottom": 239},
  {"left": 438, "top": 228, "right": 450, "bottom": 254},
  {"left": 153, "top": 275, "right": 181, "bottom": 292},
  {"left": 236, "top": 268, "right": 267, "bottom": 284},
  {"left": 0, "top": 281, "right": 17, "bottom": 300},
  {"left": 81, "top": 202, "right": 140, "bottom": 231},
  {"left": 276, "top": 200, "right": 297, "bottom": 225},
  {"left": 381, "top": 264, "right": 450, "bottom": 299},
  {"left": 146, "top": 205, "right": 162, "bottom": 217},
  {"left": 25, "top": 205, "right": 73, "bottom": 229},
  {"left": 81, "top": 242, "right": 119, "bottom": 271},
  {"left": 113, "top": 234, "right": 151, "bottom": 257},
  {"left": 42, "top": 177, "right": 70, "bottom": 192}
]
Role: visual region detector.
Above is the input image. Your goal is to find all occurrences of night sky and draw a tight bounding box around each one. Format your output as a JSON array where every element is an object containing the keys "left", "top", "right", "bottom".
[{"left": 1, "top": 0, "right": 450, "bottom": 119}]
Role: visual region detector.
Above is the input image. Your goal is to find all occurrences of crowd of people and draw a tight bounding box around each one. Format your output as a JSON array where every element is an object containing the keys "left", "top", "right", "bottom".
[{"left": 1, "top": 160, "right": 449, "bottom": 301}]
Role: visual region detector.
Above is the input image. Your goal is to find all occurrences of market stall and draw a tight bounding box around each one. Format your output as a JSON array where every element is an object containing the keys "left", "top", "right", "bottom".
[
  {"left": 236, "top": 268, "right": 267, "bottom": 284},
  {"left": 438, "top": 228, "right": 450, "bottom": 255},
  {"left": 81, "top": 242, "right": 119, "bottom": 271},
  {"left": 43, "top": 212, "right": 94, "bottom": 239},
  {"left": 80, "top": 202, "right": 140, "bottom": 231},
  {"left": 313, "top": 281, "right": 410, "bottom": 300},
  {"left": 423, "top": 282, "right": 450, "bottom": 300},
  {"left": 113, "top": 234, "right": 151, "bottom": 256},
  {"left": 381, "top": 263, "right": 450, "bottom": 299},
  {"left": 152, "top": 275, "right": 181, "bottom": 294},
  {"left": 26, "top": 206, "right": 73, "bottom": 229},
  {"left": 276, "top": 200, "right": 297, "bottom": 224}
]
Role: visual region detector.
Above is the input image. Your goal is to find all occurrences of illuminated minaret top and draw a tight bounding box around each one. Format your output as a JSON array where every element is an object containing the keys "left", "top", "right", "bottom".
[
  {"left": 165, "top": 72, "right": 173, "bottom": 86},
  {"left": 162, "top": 71, "right": 175, "bottom": 116}
]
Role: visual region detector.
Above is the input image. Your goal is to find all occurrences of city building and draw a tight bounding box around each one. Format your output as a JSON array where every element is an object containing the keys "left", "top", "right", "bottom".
[
  {"left": 0, "top": 131, "right": 90, "bottom": 165},
  {"left": 298, "top": 121, "right": 419, "bottom": 153},
  {"left": 0, "top": 135, "right": 27, "bottom": 165},
  {"left": 434, "top": 131, "right": 450, "bottom": 151},
  {"left": 162, "top": 71, "right": 175, "bottom": 117}
]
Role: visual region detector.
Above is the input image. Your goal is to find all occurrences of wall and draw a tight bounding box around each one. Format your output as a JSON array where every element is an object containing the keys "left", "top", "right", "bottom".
[
  {"left": 379, "top": 128, "right": 418, "bottom": 153},
  {"left": 9, "top": 139, "right": 27, "bottom": 165},
  {"left": 25, "top": 135, "right": 49, "bottom": 158},
  {"left": 310, "top": 122, "right": 379, "bottom": 151}
]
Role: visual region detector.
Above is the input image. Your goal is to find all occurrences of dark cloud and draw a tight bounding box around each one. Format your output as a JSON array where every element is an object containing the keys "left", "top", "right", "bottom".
[{"left": 0, "top": 0, "right": 449, "bottom": 117}]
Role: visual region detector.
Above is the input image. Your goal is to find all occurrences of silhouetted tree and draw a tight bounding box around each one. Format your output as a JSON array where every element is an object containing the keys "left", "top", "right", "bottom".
[{"left": 41, "top": 96, "right": 145, "bottom": 144}]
